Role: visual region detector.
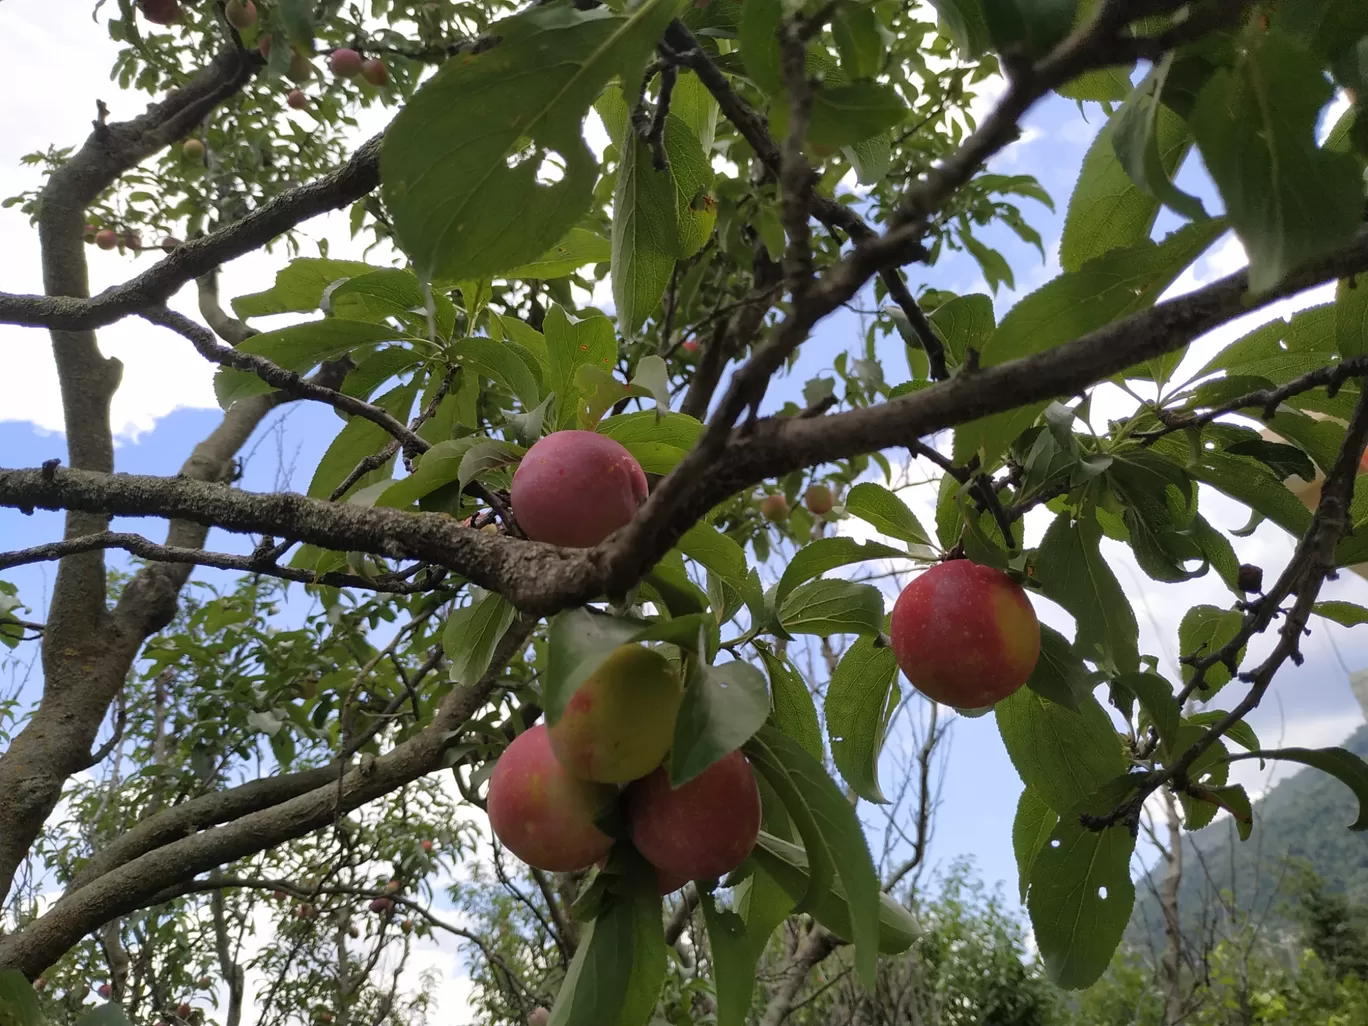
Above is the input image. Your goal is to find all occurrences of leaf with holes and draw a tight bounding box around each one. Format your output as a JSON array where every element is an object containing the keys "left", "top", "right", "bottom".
[
  {"left": 1012, "top": 787, "right": 1058, "bottom": 901},
  {"left": 382, "top": 0, "right": 682, "bottom": 282}
]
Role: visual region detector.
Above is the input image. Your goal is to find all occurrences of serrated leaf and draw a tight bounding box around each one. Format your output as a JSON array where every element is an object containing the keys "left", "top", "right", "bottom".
[
  {"left": 995, "top": 686, "right": 1128, "bottom": 815},
  {"left": 670, "top": 659, "right": 769, "bottom": 786},
  {"left": 793, "top": 82, "right": 908, "bottom": 151},
  {"left": 451, "top": 336, "right": 542, "bottom": 408},
  {"left": 1191, "top": 33, "right": 1362, "bottom": 293},
  {"left": 381, "top": 0, "right": 683, "bottom": 282},
  {"left": 844, "top": 482, "right": 932, "bottom": 547},
  {"left": 927, "top": 292, "right": 995, "bottom": 367},
  {"left": 1028, "top": 780, "right": 1138, "bottom": 990},
  {"left": 775, "top": 537, "right": 907, "bottom": 607},
  {"left": 700, "top": 894, "right": 753, "bottom": 1026},
  {"left": 752, "top": 727, "right": 882, "bottom": 985},
  {"left": 545, "top": 305, "right": 618, "bottom": 429},
  {"left": 597, "top": 410, "right": 703, "bottom": 450},
  {"left": 756, "top": 643, "right": 823, "bottom": 762},
  {"left": 826, "top": 635, "right": 899, "bottom": 804},
  {"left": 1178, "top": 604, "right": 1244, "bottom": 697},
  {"left": 375, "top": 438, "right": 484, "bottom": 508},
  {"left": 1012, "top": 787, "right": 1058, "bottom": 901},
  {"left": 1033, "top": 512, "right": 1140, "bottom": 674},
  {"left": 1314, "top": 600, "right": 1368, "bottom": 627},
  {"left": 778, "top": 578, "right": 885, "bottom": 637},
  {"left": 678, "top": 522, "right": 747, "bottom": 587},
  {"left": 664, "top": 116, "right": 715, "bottom": 258},
  {"left": 457, "top": 438, "right": 524, "bottom": 493},
  {"left": 1113, "top": 671, "right": 1180, "bottom": 750},
  {"left": 443, "top": 591, "right": 517, "bottom": 687},
  {"left": 1025, "top": 624, "right": 1092, "bottom": 711},
  {"left": 1226, "top": 746, "right": 1368, "bottom": 830},
  {"left": 833, "top": 2, "right": 883, "bottom": 79},
  {"left": 231, "top": 258, "right": 376, "bottom": 318},
  {"left": 612, "top": 130, "right": 679, "bottom": 334},
  {"left": 958, "top": 222, "right": 1222, "bottom": 463},
  {"left": 1110, "top": 57, "right": 1205, "bottom": 224},
  {"left": 500, "top": 228, "right": 612, "bottom": 279}
]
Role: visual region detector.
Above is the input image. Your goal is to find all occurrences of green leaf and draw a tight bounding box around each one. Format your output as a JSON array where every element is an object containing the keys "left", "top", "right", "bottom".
[
  {"left": 457, "top": 438, "right": 524, "bottom": 493},
  {"left": 700, "top": 894, "right": 754, "bottom": 1026},
  {"left": 756, "top": 643, "right": 823, "bottom": 762},
  {"left": 75, "top": 1005, "right": 135, "bottom": 1026},
  {"left": 775, "top": 537, "right": 907, "bottom": 607},
  {"left": 612, "top": 130, "right": 679, "bottom": 334},
  {"left": 307, "top": 381, "right": 417, "bottom": 500},
  {"left": 670, "top": 69, "right": 718, "bottom": 155},
  {"left": 0, "top": 971, "right": 43, "bottom": 1026},
  {"left": 677, "top": 522, "right": 747, "bottom": 588},
  {"left": 845, "top": 133, "right": 892, "bottom": 185},
  {"left": 959, "top": 222, "right": 1223, "bottom": 463},
  {"left": 1337, "top": 277, "right": 1368, "bottom": 360},
  {"left": 1012, "top": 787, "right": 1058, "bottom": 901},
  {"left": 1033, "top": 512, "right": 1140, "bottom": 674},
  {"left": 443, "top": 591, "right": 517, "bottom": 687},
  {"left": 381, "top": 0, "right": 682, "bottom": 283},
  {"left": 844, "top": 482, "right": 932, "bottom": 547},
  {"left": 1025, "top": 624, "right": 1092, "bottom": 712},
  {"left": 751, "top": 832, "right": 919, "bottom": 954},
  {"left": 545, "top": 305, "right": 618, "bottom": 429},
  {"left": 826, "top": 635, "right": 900, "bottom": 804},
  {"left": 1028, "top": 781, "right": 1138, "bottom": 989},
  {"left": 739, "top": 0, "right": 782, "bottom": 93},
  {"left": 1227, "top": 746, "right": 1368, "bottom": 830},
  {"left": 547, "top": 854, "right": 666, "bottom": 1026},
  {"left": 1190, "top": 33, "right": 1362, "bottom": 293},
  {"left": 670, "top": 659, "right": 769, "bottom": 786},
  {"left": 1113, "top": 671, "right": 1180, "bottom": 750},
  {"left": 929, "top": 0, "right": 993, "bottom": 56},
  {"left": 375, "top": 438, "right": 481, "bottom": 509},
  {"left": 778, "top": 579, "right": 885, "bottom": 638},
  {"left": 752, "top": 726, "right": 883, "bottom": 986},
  {"left": 665, "top": 116, "right": 716, "bottom": 259},
  {"left": 927, "top": 292, "right": 995, "bottom": 367},
  {"left": 833, "top": 3, "right": 883, "bottom": 79},
  {"left": 499, "top": 228, "right": 612, "bottom": 280},
  {"left": 995, "top": 686, "right": 1128, "bottom": 816},
  {"left": 803, "top": 82, "right": 908, "bottom": 151},
  {"left": 231, "top": 257, "right": 376, "bottom": 318},
  {"left": 1187, "top": 710, "right": 1261, "bottom": 754},
  {"left": 451, "top": 337, "right": 542, "bottom": 409},
  {"left": 1178, "top": 604, "right": 1244, "bottom": 697},
  {"left": 1109, "top": 57, "right": 1205, "bottom": 224},
  {"left": 597, "top": 410, "right": 703, "bottom": 450},
  {"left": 1314, "top": 600, "right": 1368, "bottom": 627},
  {"left": 215, "top": 320, "right": 414, "bottom": 408},
  {"left": 736, "top": 865, "right": 797, "bottom": 959},
  {"left": 341, "top": 347, "right": 424, "bottom": 402}
]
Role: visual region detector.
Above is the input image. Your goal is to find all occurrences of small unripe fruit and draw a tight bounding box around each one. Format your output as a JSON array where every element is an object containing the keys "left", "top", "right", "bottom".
[
  {"left": 160, "top": 236, "right": 180, "bottom": 253},
  {"left": 368, "top": 897, "right": 393, "bottom": 913},
  {"left": 140, "top": 0, "right": 180, "bottom": 26},
  {"left": 890, "top": 560, "right": 1040, "bottom": 709},
  {"left": 760, "top": 492, "right": 789, "bottom": 522},
  {"left": 98, "top": 985, "right": 112, "bottom": 1000},
  {"left": 225, "top": 0, "right": 256, "bottom": 30},
  {"left": 95, "top": 230, "right": 118, "bottom": 250},
  {"left": 122, "top": 230, "right": 141, "bottom": 251},
  {"left": 487, "top": 725, "right": 616, "bottom": 872},
  {"left": 548, "top": 644, "right": 683, "bottom": 783},
  {"left": 272, "top": 889, "right": 288, "bottom": 901},
  {"left": 286, "top": 89, "right": 308, "bottom": 110},
  {"left": 804, "top": 484, "right": 834, "bottom": 515},
  {"left": 419, "top": 839, "right": 433, "bottom": 852},
  {"left": 510, "top": 431, "right": 649, "bottom": 547},
  {"left": 348, "top": 925, "right": 359, "bottom": 938},
  {"left": 287, "top": 51, "right": 313, "bottom": 83},
  {"left": 176, "top": 1004, "right": 192, "bottom": 1019},
  {"left": 528, "top": 1009, "right": 551, "bottom": 1026},
  {"left": 627, "top": 751, "right": 761, "bottom": 881},
  {"left": 198, "top": 977, "right": 211, "bottom": 988},
  {"left": 295, "top": 903, "right": 315, "bottom": 919},
  {"left": 400, "top": 918, "right": 413, "bottom": 935},
  {"left": 361, "top": 58, "right": 388, "bottom": 86},
  {"left": 329, "top": 48, "right": 364, "bottom": 78},
  {"left": 83, "top": 224, "right": 97, "bottom": 243},
  {"left": 182, "top": 139, "right": 205, "bottom": 162},
  {"left": 33, "top": 979, "right": 46, "bottom": 992}
]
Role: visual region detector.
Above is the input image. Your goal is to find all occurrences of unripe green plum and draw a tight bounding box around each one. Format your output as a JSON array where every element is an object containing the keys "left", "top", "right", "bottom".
[
  {"left": 288, "top": 51, "right": 313, "bottom": 83},
  {"left": 626, "top": 751, "right": 761, "bottom": 881},
  {"left": 548, "top": 644, "right": 682, "bottom": 784},
  {"left": 510, "top": 430, "right": 648, "bottom": 547},
  {"left": 182, "top": 138, "right": 205, "bottom": 162},
  {"left": 760, "top": 492, "right": 789, "bottom": 522},
  {"left": 225, "top": 0, "right": 256, "bottom": 30},
  {"left": 330, "top": 48, "right": 364, "bottom": 78},
  {"left": 804, "top": 484, "right": 833, "bottom": 515},
  {"left": 488, "top": 725, "right": 616, "bottom": 872},
  {"left": 889, "top": 559, "right": 1039, "bottom": 709}
]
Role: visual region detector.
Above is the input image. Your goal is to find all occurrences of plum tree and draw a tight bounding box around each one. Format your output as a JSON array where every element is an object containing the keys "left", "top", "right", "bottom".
[
  {"left": 361, "top": 59, "right": 389, "bottom": 87},
  {"left": 487, "top": 725, "right": 615, "bottom": 873},
  {"left": 626, "top": 751, "right": 761, "bottom": 881},
  {"left": 548, "top": 644, "right": 682, "bottom": 784},
  {"left": 329, "top": 48, "right": 364, "bottom": 78},
  {"left": 510, "top": 431, "right": 648, "bottom": 547},
  {"left": 759, "top": 493, "right": 789, "bottom": 522},
  {"left": 889, "top": 560, "right": 1040, "bottom": 710},
  {"left": 804, "top": 484, "right": 833, "bottom": 515},
  {"left": 224, "top": 0, "right": 256, "bottom": 31}
]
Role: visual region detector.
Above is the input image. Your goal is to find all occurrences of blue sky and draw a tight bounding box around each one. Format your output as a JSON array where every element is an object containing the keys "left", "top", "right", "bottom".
[{"left": 2, "top": 3, "right": 1366, "bottom": 995}]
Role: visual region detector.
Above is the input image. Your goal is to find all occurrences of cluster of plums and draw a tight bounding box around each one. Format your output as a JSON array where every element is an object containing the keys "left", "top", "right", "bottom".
[{"left": 490, "top": 430, "right": 761, "bottom": 886}]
